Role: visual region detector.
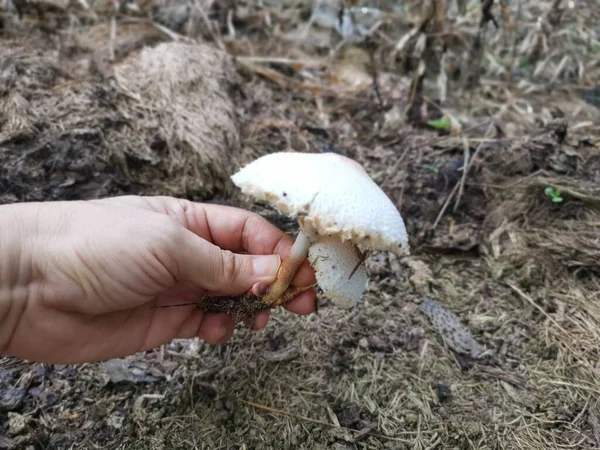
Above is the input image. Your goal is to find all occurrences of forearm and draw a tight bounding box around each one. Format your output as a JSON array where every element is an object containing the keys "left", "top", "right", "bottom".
[{"left": 0, "top": 203, "right": 39, "bottom": 354}]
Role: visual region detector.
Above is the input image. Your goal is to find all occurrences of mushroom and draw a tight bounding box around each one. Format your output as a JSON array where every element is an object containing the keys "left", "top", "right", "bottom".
[{"left": 230, "top": 151, "right": 409, "bottom": 309}]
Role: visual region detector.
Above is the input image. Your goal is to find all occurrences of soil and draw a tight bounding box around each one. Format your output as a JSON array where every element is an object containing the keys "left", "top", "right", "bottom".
[{"left": 1, "top": 1, "right": 600, "bottom": 449}]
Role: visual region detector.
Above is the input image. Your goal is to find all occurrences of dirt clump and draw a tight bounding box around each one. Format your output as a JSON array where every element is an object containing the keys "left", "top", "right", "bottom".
[{"left": 0, "top": 40, "right": 244, "bottom": 204}]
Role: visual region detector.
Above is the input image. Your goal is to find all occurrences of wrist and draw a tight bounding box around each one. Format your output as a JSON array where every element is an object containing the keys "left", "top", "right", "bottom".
[{"left": 0, "top": 203, "right": 39, "bottom": 354}]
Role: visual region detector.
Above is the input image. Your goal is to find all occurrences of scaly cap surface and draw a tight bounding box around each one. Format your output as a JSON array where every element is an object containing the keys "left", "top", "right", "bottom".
[{"left": 230, "top": 151, "right": 409, "bottom": 254}]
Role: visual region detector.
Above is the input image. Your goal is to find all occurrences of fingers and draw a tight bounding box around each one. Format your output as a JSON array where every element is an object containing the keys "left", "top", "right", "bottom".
[
  {"left": 98, "top": 196, "right": 303, "bottom": 263},
  {"left": 186, "top": 202, "right": 295, "bottom": 256},
  {"left": 283, "top": 289, "right": 317, "bottom": 315},
  {"left": 175, "top": 310, "right": 234, "bottom": 344},
  {"left": 102, "top": 195, "right": 317, "bottom": 308},
  {"left": 154, "top": 199, "right": 316, "bottom": 288},
  {"left": 196, "top": 313, "right": 235, "bottom": 344},
  {"left": 174, "top": 228, "right": 282, "bottom": 295},
  {"left": 141, "top": 197, "right": 301, "bottom": 259},
  {"left": 292, "top": 258, "right": 317, "bottom": 288},
  {"left": 252, "top": 310, "right": 270, "bottom": 330},
  {"left": 184, "top": 203, "right": 317, "bottom": 288},
  {"left": 177, "top": 308, "right": 267, "bottom": 344}
]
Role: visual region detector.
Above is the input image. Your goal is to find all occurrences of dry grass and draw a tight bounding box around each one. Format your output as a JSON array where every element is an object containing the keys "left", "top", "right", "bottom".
[
  {"left": 0, "top": 39, "right": 246, "bottom": 202},
  {"left": 1, "top": 0, "right": 599, "bottom": 449}
]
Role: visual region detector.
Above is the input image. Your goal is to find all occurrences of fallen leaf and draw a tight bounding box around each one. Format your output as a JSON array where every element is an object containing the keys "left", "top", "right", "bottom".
[{"left": 419, "top": 297, "right": 485, "bottom": 358}]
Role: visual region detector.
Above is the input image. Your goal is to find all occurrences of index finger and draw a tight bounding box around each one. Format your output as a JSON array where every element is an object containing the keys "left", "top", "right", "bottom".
[
  {"left": 124, "top": 196, "right": 290, "bottom": 256},
  {"left": 196, "top": 203, "right": 293, "bottom": 257},
  {"left": 197, "top": 203, "right": 316, "bottom": 289},
  {"left": 134, "top": 196, "right": 316, "bottom": 289}
]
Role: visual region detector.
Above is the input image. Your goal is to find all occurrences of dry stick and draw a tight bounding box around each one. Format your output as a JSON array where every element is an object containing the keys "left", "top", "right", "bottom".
[
  {"left": 380, "top": 120, "right": 492, "bottom": 190},
  {"left": 239, "top": 399, "right": 437, "bottom": 442},
  {"left": 453, "top": 135, "right": 470, "bottom": 213},
  {"left": 151, "top": 21, "right": 194, "bottom": 43},
  {"left": 432, "top": 178, "right": 461, "bottom": 229},
  {"left": 348, "top": 247, "right": 370, "bottom": 280},
  {"left": 380, "top": 145, "right": 411, "bottom": 189},
  {"left": 453, "top": 121, "right": 496, "bottom": 212},
  {"left": 235, "top": 56, "right": 324, "bottom": 68},
  {"left": 365, "top": 35, "right": 384, "bottom": 111},
  {"left": 432, "top": 121, "right": 495, "bottom": 228},
  {"left": 108, "top": 0, "right": 118, "bottom": 61},
  {"left": 506, "top": 282, "right": 597, "bottom": 372},
  {"left": 506, "top": 282, "right": 569, "bottom": 335}
]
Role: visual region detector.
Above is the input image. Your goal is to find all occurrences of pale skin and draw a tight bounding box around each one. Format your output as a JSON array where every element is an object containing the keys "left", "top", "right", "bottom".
[{"left": 0, "top": 196, "right": 316, "bottom": 364}]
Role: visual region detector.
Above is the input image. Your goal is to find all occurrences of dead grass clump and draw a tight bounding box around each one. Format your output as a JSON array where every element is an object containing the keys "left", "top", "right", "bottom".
[
  {"left": 482, "top": 173, "right": 600, "bottom": 284},
  {"left": 64, "top": 21, "right": 169, "bottom": 71},
  {"left": 0, "top": 41, "right": 244, "bottom": 202},
  {"left": 112, "top": 41, "right": 244, "bottom": 196}
]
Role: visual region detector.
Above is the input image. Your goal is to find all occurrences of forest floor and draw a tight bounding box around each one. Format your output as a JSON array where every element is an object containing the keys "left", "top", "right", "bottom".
[{"left": 1, "top": 1, "right": 600, "bottom": 449}]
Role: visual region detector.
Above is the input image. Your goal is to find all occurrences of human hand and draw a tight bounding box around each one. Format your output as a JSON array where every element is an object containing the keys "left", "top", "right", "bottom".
[{"left": 0, "top": 196, "right": 316, "bottom": 364}]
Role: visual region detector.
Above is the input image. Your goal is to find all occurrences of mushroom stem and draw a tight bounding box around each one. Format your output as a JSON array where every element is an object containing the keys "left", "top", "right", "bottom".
[{"left": 262, "top": 229, "right": 312, "bottom": 305}]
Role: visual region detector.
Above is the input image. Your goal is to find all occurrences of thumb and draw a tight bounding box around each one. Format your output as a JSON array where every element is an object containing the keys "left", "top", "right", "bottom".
[{"left": 176, "top": 230, "right": 281, "bottom": 294}]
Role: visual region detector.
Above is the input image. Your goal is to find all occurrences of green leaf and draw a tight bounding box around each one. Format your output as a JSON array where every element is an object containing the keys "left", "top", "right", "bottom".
[
  {"left": 426, "top": 117, "right": 452, "bottom": 131},
  {"left": 422, "top": 164, "right": 439, "bottom": 174}
]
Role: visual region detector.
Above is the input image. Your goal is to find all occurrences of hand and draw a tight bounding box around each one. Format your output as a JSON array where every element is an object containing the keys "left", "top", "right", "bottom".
[{"left": 0, "top": 196, "right": 316, "bottom": 364}]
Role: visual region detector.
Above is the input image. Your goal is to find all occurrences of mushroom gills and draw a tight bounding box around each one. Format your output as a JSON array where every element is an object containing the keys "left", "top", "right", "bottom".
[{"left": 308, "top": 235, "right": 368, "bottom": 308}]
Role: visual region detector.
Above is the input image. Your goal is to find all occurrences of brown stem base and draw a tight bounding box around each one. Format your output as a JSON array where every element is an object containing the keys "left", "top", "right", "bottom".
[{"left": 199, "top": 284, "right": 315, "bottom": 326}]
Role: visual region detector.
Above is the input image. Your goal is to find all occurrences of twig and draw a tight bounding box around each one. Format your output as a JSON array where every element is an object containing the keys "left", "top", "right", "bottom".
[
  {"left": 151, "top": 20, "right": 195, "bottom": 42},
  {"left": 108, "top": 0, "right": 118, "bottom": 61},
  {"left": 453, "top": 121, "right": 495, "bottom": 212},
  {"left": 380, "top": 145, "right": 411, "bottom": 189},
  {"left": 240, "top": 399, "right": 342, "bottom": 427},
  {"left": 239, "top": 399, "right": 438, "bottom": 441},
  {"left": 505, "top": 282, "right": 569, "bottom": 335},
  {"left": 380, "top": 120, "right": 492, "bottom": 189},
  {"left": 348, "top": 246, "right": 370, "bottom": 280},
  {"left": 405, "top": 59, "right": 426, "bottom": 124},
  {"left": 480, "top": 0, "right": 499, "bottom": 29},
  {"left": 432, "top": 121, "right": 495, "bottom": 228},
  {"left": 506, "top": 281, "right": 599, "bottom": 373},
  {"left": 365, "top": 35, "right": 384, "bottom": 110},
  {"left": 453, "top": 135, "right": 470, "bottom": 213},
  {"left": 432, "top": 179, "right": 460, "bottom": 229},
  {"left": 235, "top": 56, "right": 324, "bottom": 68}
]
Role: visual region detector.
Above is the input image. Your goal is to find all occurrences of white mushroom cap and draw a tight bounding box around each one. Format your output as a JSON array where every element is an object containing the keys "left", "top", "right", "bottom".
[
  {"left": 308, "top": 235, "right": 368, "bottom": 308},
  {"left": 231, "top": 151, "right": 409, "bottom": 308},
  {"left": 231, "top": 151, "right": 409, "bottom": 254}
]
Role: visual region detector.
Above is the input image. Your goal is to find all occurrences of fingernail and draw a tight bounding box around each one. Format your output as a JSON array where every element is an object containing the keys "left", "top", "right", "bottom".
[
  {"left": 252, "top": 255, "right": 280, "bottom": 280},
  {"left": 219, "top": 326, "right": 228, "bottom": 340},
  {"left": 251, "top": 281, "right": 269, "bottom": 296}
]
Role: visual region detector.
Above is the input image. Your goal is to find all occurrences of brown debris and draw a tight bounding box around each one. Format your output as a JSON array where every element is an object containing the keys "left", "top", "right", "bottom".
[
  {"left": 481, "top": 125, "right": 600, "bottom": 283},
  {"left": 0, "top": 41, "right": 245, "bottom": 202},
  {"left": 65, "top": 21, "right": 169, "bottom": 69},
  {"left": 0, "top": 91, "right": 37, "bottom": 143},
  {"left": 199, "top": 293, "right": 270, "bottom": 325}
]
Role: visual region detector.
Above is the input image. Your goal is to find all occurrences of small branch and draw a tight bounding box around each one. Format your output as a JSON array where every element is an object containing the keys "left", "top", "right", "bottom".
[
  {"left": 453, "top": 135, "right": 471, "bottom": 213},
  {"left": 480, "top": 0, "right": 499, "bottom": 29},
  {"left": 239, "top": 399, "right": 439, "bottom": 442},
  {"left": 433, "top": 179, "right": 460, "bottom": 229},
  {"left": 108, "top": 0, "right": 118, "bottom": 61},
  {"left": 453, "top": 121, "right": 495, "bottom": 212}
]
